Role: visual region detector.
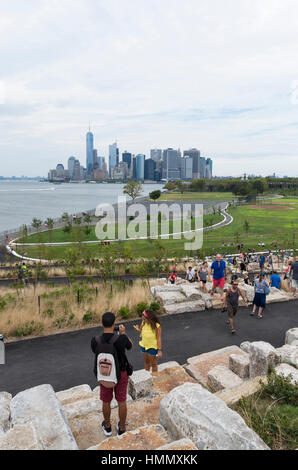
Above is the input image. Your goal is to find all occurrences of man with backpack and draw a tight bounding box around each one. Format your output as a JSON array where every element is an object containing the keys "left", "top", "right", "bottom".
[{"left": 91, "top": 312, "right": 133, "bottom": 437}]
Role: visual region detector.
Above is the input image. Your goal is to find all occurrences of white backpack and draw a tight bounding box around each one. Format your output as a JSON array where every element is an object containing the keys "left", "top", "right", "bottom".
[{"left": 96, "top": 335, "right": 120, "bottom": 389}]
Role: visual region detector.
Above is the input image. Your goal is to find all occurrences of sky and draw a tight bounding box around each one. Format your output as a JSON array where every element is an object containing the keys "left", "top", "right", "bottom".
[{"left": 0, "top": 0, "right": 298, "bottom": 177}]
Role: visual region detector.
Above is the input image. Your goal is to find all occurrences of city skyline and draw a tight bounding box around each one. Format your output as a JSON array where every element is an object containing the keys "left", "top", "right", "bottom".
[{"left": 1, "top": 1, "right": 298, "bottom": 177}]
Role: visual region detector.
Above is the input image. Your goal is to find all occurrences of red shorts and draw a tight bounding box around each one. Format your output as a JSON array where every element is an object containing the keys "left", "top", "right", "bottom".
[
  {"left": 100, "top": 370, "right": 128, "bottom": 403},
  {"left": 213, "top": 277, "right": 225, "bottom": 289}
]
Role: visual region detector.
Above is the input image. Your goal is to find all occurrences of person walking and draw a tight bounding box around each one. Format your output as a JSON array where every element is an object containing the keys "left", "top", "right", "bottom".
[
  {"left": 209, "top": 254, "right": 227, "bottom": 309},
  {"left": 169, "top": 270, "right": 178, "bottom": 284},
  {"left": 185, "top": 266, "right": 195, "bottom": 283},
  {"left": 284, "top": 261, "right": 292, "bottom": 292},
  {"left": 197, "top": 262, "right": 209, "bottom": 292},
  {"left": 251, "top": 274, "right": 269, "bottom": 318},
  {"left": 91, "top": 312, "right": 133, "bottom": 437},
  {"left": 223, "top": 280, "right": 248, "bottom": 334},
  {"left": 290, "top": 256, "right": 298, "bottom": 298},
  {"left": 259, "top": 253, "right": 266, "bottom": 271},
  {"left": 134, "top": 309, "right": 162, "bottom": 375}
]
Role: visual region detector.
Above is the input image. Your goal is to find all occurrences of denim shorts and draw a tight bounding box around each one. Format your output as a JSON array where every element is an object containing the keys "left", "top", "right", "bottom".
[{"left": 140, "top": 346, "right": 158, "bottom": 356}]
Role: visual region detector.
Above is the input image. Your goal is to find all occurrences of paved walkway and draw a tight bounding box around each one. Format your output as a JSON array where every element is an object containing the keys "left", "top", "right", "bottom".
[{"left": 1, "top": 300, "right": 297, "bottom": 396}]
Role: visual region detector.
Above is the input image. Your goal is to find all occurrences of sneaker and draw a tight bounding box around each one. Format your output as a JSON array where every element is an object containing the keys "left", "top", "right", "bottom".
[
  {"left": 117, "top": 421, "right": 126, "bottom": 436},
  {"left": 102, "top": 420, "right": 112, "bottom": 437}
]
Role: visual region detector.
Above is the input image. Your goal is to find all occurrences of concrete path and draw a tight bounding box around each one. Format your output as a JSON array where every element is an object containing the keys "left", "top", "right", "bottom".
[{"left": 1, "top": 300, "right": 297, "bottom": 396}]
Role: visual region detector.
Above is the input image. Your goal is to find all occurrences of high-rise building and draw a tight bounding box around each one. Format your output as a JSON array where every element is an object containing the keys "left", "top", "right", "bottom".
[
  {"left": 93, "top": 149, "right": 99, "bottom": 170},
  {"left": 136, "top": 154, "right": 145, "bottom": 180},
  {"left": 184, "top": 149, "right": 200, "bottom": 179},
  {"left": 97, "top": 156, "right": 105, "bottom": 170},
  {"left": 150, "top": 149, "right": 162, "bottom": 162},
  {"left": 206, "top": 158, "right": 213, "bottom": 179},
  {"left": 164, "top": 148, "right": 180, "bottom": 180},
  {"left": 86, "top": 129, "right": 94, "bottom": 175},
  {"left": 144, "top": 158, "right": 156, "bottom": 180},
  {"left": 199, "top": 156, "right": 206, "bottom": 178},
  {"left": 181, "top": 156, "right": 193, "bottom": 180},
  {"left": 122, "top": 151, "right": 132, "bottom": 169},
  {"left": 109, "top": 142, "right": 119, "bottom": 177},
  {"left": 68, "top": 157, "right": 76, "bottom": 179}
]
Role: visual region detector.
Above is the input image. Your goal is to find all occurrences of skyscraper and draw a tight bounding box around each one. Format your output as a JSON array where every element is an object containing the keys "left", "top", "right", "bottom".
[
  {"left": 184, "top": 149, "right": 200, "bottom": 179},
  {"left": 136, "top": 154, "right": 145, "bottom": 180},
  {"left": 150, "top": 149, "right": 162, "bottom": 162},
  {"left": 164, "top": 148, "right": 180, "bottom": 180},
  {"left": 122, "top": 151, "right": 132, "bottom": 169},
  {"left": 109, "top": 142, "right": 119, "bottom": 177},
  {"left": 181, "top": 156, "right": 193, "bottom": 180},
  {"left": 144, "top": 158, "right": 156, "bottom": 180},
  {"left": 199, "top": 156, "right": 206, "bottom": 178},
  {"left": 68, "top": 156, "right": 76, "bottom": 179},
  {"left": 86, "top": 127, "right": 94, "bottom": 175},
  {"left": 206, "top": 158, "right": 213, "bottom": 179}
]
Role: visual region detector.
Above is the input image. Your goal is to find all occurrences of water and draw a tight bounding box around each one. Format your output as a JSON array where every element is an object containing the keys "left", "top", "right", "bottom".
[{"left": 0, "top": 180, "right": 164, "bottom": 234}]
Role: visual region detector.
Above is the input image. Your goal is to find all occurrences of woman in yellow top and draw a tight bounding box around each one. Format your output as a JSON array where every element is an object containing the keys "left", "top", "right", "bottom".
[{"left": 134, "top": 309, "right": 162, "bottom": 374}]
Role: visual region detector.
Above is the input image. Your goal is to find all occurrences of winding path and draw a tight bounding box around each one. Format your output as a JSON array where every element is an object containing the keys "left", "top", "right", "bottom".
[{"left": 7, "top": 203, "right": 234, "bottom": 263}]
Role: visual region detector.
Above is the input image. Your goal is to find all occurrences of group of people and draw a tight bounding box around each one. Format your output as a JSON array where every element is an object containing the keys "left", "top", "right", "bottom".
[
  {"left": 181, "top": 252, "right": 298, "bottom": 333},
  {"left": 91, "top": 309, "right": 162, "bottom": 437},
  {"left": 90, "top": 252, "right": 298, "bottom": 438}
]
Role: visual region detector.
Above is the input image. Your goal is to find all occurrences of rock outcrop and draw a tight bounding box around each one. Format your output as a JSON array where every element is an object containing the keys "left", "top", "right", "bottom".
[{"left": 159, "top": 383, "right": 269, "bottom": 450}]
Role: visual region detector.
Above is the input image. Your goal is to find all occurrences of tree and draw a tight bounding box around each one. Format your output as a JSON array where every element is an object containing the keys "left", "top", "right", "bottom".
[
  {"left": 32, "top": 218, "right": 42, "bottom": 232},
  {"left": 176, "top": 180, "right": 186, "bottom": 194},
  {"left": 123, "top": 181, "right": 143, "bottom": 202},
  {"left": 45, "top": 218, "right": 54, "bottom": 242},
  {"left": 149, "top": 190, "right": 161, "bottom": 202}
]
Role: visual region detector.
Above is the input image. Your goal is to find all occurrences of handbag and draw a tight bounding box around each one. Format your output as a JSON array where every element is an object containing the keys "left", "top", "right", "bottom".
[{"left": 264, "top": 285, "right": 270, "bottom": 295}]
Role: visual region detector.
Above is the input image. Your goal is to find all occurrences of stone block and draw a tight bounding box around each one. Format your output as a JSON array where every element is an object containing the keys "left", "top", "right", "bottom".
[
  {"left": 207, "top": 365, "right": 243, "bottom": 392},
  {"left": 63, "top": 396, "right": 101, "bottom": 420},
  {"left": 163, "top": 300, "right": 206, "bottom": 315},
  {"left": 155, "top": 291, "right": 187, "bottom": 306},
  {"left": 229, "top": 353, "right": 250, "bottom": 379},
  {"left": 159, "top": 383, "right": 269, "bottom": 450},
  {"left": 128, "top": 369, "right": 154, "bottom": 400},
  {"left": 185, "top": 346, "right": 245, "bottom": 387},
  {"left": 274, "top": 364, "right": 298, "bottom": 385},
  {"left": 151, "top": 285, "right": 181, "bottom": 297},
  {"left": 285, "top": 328, "right": 298, "bottom": 347},
  {"left": 249, "top": 342, "right": 281, "bottom": 378},
  {"left": 0, "top": 423, "right": 42, "bottom": 450},
  {"left": 276, "top": 345, "right": 298, "bottom": 368},
  {"left": 89, "top": 424, "right": 171, "bottom": 450},
  {"left": 240, "top": 341, "right": 251, "bottom": 354},
  {"left": 10, "top": 384, "right": 78, "bottom": 450},
  {"left": 157, "top": 438, "right": 198, "bottom": 450},
  {"left": 153, "top": 366, "right": 196, "bottom": 395},
  {"left": 215, "top": 376, "right": 268, "bottom": 406},
  {"left": 56, "top": 384, "right": 93, "bottom": 406}
]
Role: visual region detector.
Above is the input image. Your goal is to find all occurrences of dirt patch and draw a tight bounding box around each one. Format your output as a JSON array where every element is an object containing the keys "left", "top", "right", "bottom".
[{"left": 248, "top": 205, "right": 295, "bottom": 211}]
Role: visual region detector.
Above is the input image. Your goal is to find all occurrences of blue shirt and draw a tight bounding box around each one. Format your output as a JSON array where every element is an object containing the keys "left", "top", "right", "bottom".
[
  {"left": 259, "top": 255, "right": 265, "bottom": 264},
  {"left": 211, "top": 260, "right": 226, "bottom": 280},
  {"left": 270, "top": 274, "right": 281, "bottom": 289}
]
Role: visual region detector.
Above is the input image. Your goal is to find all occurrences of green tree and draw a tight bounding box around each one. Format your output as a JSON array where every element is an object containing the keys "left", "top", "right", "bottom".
[
  {"left": 243, "top": 219, "right": 250, "bottom": 234},
  {"left": 123, "top": 181, "right": 143, "bottom": 202},
  {"left": 149, "top": 190, "right": 161, "bottom": 201}
]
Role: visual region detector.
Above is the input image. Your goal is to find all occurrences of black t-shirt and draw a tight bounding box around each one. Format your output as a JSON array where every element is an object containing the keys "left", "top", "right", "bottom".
[{"left": 91, "top": 333, "right": 132, "bottom": 375}]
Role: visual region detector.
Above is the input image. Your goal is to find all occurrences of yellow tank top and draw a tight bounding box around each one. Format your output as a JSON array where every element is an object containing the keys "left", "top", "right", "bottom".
[{"left": 139, "top": 323, "right": 160, "bottom": 351}]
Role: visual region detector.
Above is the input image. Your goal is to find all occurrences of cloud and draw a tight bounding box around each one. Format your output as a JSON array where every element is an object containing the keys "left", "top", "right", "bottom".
[{"left": 0, "top": 0, "right": 298, "bottom": 176}]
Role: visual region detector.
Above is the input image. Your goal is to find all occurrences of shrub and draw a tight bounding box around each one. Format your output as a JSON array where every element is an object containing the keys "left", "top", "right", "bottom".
[
  {"left": 150, "top": 301, "right": 161, "bottom": 313},
  {"left": 119, "top": 306, "right": 131, "bottom": 319},
  {"left": 261, "top": 371, "right": 298, "bottom": 407},
  {"left": 42, "top": 308, "right": 55, "bottom": 318},
  {"left": 136, "top": 302, "right": 149, "bottom": 317},
  {"left": 14, "top": 321, "right": 44, "bottom": 337},
  {"left": 82, "top": 311, "right": 96, "bottom": 324},
  {"left": 0, "top": 296, "right": 7, "bottom": 311}
]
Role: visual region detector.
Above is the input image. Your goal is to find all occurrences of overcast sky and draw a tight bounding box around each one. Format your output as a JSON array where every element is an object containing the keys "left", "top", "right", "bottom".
[{"left": 1, "top": 0, "right": 298, "bottom": 177}]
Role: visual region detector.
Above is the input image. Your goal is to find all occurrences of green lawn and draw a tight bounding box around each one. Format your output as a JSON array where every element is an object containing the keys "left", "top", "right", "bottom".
[
  {"left": 158, "top": 191, "right": 236, "bottom": 201},
  {"left": 20, "top": 199, "right": 298, "bottom": 260}
]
